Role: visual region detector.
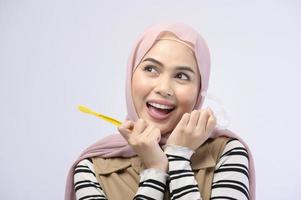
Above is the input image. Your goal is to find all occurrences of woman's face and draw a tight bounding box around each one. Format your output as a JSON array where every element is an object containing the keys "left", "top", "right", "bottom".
[{"left": 131, "top": 37, "right": 201, "bottom": 135}]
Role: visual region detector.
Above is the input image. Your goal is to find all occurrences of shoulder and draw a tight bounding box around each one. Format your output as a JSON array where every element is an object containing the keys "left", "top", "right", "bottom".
[
  {"left": 216, "top": 138, "right": 249, "bottom": 170},
  {"left": 73, "top": 158, "right": 106, "bottom": 199},
  {"left": 221, "top": 138, "right": 249, "bottom": 159},
  {"left": 207, "top": 137, "right": 249, "bottom": 158},
  {"left": 74, "top": 158, "right": 96, "bottom": 176},
  {"left": 211, "top": 139, "right": 250, "bottom": 200},
  {"left": 76, "top": 157, "right": 94, "bottom": 168}
]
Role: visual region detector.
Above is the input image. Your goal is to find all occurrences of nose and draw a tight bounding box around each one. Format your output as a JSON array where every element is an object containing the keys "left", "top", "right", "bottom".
[{"left": 154, "top": 76, "right": 174, "bottom": 97}]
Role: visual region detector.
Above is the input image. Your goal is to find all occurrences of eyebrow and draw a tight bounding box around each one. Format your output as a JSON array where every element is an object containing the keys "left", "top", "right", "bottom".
[{"left": 142, "top": 57, "right": 195, "bottom": 74}]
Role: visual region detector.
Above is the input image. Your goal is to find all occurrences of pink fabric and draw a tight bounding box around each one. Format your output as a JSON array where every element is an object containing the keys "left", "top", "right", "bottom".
[{"left": 65, "top": 22, "right": 255, "bottom": 200}]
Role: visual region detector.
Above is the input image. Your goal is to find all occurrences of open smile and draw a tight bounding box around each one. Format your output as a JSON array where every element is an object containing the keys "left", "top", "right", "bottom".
[{"left": 145, "top": 101, "right": 176, "bottom": 120}]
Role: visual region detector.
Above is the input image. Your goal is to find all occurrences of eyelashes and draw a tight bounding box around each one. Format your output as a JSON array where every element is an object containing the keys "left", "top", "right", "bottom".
[
  {"left": 143, "top": 65, "right": 156, "bottom": 73},
  {"left": 142, "top": 65, "right": 191, "bottom": 81},
  {"left": 175, "top": 72, "right": 190, "bottom": 81}
]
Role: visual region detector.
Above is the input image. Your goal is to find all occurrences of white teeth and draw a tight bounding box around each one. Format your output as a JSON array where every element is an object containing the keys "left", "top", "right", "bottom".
[{"left": 148, "top": 102, "right": 174, "bottom": 109}]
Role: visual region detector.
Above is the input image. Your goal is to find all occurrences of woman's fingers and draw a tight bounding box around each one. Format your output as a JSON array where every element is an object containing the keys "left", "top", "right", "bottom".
[
  {"left": 118, "top": 119, "right": 167, "bottom": 171},
  {"left": 118, "top": 120, "right": 134, "bottom": 140},
  {"left": 167, "top": 107, "right": 216, "bottom": 150},
  {"left": 132, "top": 118, "right": 147, "bottom": 136},
  {"left": 196, "top": 108, "right": 210, "bottom": 133},
  {"left": 137, "top": 125, "right": 161, "bottom": 144},
  {"left": 119, "top": 118, "right": 160, "bottom": 145},
  {"left": 175, "top": 112, "right": 190, "bottom": 130},
  {"left": 186, "top": 110, "right": 201, "bottom": 132},
  {"left": 206, "top": 108, "right": 217, "bottom": 132},
  {"left": 146, "top": 126, "right": 161, "bottom": 143}
]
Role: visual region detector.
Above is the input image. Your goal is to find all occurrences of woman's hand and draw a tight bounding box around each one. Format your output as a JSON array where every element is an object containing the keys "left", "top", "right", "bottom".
[
  {"left": 118, "top": 118, "right": 168, "bottom": 172},
  {"left": 166, "top": 108, "right": 217, "bottom": 151}
]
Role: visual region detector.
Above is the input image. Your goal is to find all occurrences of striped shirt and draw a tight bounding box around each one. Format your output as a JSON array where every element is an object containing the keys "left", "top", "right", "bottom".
[{"left": 74, "top": 138, "right": 249, "bottom": 200}]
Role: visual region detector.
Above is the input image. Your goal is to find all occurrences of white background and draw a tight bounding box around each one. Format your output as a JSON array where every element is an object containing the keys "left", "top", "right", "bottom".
[{"left": 1, "top": 0, "right": 300, "bottom": 199}]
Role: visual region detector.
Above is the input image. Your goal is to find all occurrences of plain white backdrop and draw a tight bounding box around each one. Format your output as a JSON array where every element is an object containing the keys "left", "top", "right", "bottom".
[{"left": 1, "top": 0, "right": 300, "bottom": 199}]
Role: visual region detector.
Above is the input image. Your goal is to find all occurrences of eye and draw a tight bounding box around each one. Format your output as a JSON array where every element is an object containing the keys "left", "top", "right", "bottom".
[
  {"left": 175, "top": 72, "right": 190, "bottom": 81},
  {"left": 143, "top": 65, "right": 157, "bottom": 73}
]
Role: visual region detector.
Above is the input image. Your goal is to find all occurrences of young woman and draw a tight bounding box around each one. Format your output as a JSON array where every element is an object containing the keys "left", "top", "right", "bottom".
[{"left": 65, "top": 23, "right": 255, "bottom": 200}]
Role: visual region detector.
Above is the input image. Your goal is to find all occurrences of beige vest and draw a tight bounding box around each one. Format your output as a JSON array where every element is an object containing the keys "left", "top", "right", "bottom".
[{"left": 92, "top": 136, "right": 229, "bottom": 200}]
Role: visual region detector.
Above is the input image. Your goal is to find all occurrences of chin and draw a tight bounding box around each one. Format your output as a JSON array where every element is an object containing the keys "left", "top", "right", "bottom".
[
  {"left": 138, "top": 104, "right": 179, "bottom": 134},
  {"left": 144, "top": 116, "right": 174, "bottom": 134}
]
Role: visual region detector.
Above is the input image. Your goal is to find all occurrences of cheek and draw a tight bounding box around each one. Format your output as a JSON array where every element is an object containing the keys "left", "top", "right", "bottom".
[
  {"left": 176, "top": 86, "right": 199, "bottom": 111},
  {"left": 132, "top": 73, "right": 152, "bottom": 104}
]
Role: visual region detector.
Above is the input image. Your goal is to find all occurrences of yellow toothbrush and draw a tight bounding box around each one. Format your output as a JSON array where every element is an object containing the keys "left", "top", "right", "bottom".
[{"left": 78, "top": 105, "right": 122, "bottom": 127}]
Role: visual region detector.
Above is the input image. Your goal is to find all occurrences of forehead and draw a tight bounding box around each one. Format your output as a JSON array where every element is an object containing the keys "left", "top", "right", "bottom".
[{"left": 142, "top": 39, "right": 198, "bottom": 70}]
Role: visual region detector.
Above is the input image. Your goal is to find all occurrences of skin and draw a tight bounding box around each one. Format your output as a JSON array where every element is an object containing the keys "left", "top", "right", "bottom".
[
  {"left": 118, "top": 35, "right": 217, "bottom": 172},
  {"left": 130, "top": 38, "right": 201, "bottom": 135}
]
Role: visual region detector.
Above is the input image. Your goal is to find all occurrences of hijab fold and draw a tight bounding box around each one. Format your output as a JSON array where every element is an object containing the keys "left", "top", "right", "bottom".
[{"left": 65, "top": 22, "right": 255, "bottom": 200}]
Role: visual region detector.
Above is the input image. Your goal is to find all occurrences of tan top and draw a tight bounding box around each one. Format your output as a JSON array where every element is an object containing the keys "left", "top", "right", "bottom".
[{"left": 92, "top": 136, "right": 230, "bottom": 200}]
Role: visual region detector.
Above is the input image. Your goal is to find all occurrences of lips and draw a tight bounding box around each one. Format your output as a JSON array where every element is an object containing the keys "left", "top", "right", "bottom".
[
  {"left": 147, "top": 99, "right": 176, "bottom": 107},
  {"left": 145, "top": 99, "right": 176, "bottom": 120}
]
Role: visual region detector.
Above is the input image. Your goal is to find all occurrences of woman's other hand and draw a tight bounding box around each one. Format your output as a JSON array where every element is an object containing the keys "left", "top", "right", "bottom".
[
  {"left": 118, "top": 118, "right": 168, "bottom": 172},
  {"left": 166, "top": 108, "right": 217, "bottom": 151}
]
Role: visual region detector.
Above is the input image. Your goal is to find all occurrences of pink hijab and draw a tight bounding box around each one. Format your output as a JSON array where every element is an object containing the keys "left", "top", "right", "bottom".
[{"left": 65, "top": 22, "right": 255, "bottom": 200}]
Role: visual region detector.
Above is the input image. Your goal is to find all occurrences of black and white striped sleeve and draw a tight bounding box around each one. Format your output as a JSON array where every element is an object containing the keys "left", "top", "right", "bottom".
[
  {"left": 164, "top": 139, "right": 250, "bottom": 200},
  {"left": 165, "top": 144, "right": 201, "bottom": 200},
  {"left": 74, "top": 158, "right": 168, "bottom": 200},
  {"left": 74, "top": 158, "right": 107, "bottom": 200},
  {"left": 134, "top": 168, "right": 168, "bottom": 200},
  {"left": 211, "top": 138, "right": 250, "bottom": 200}
]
